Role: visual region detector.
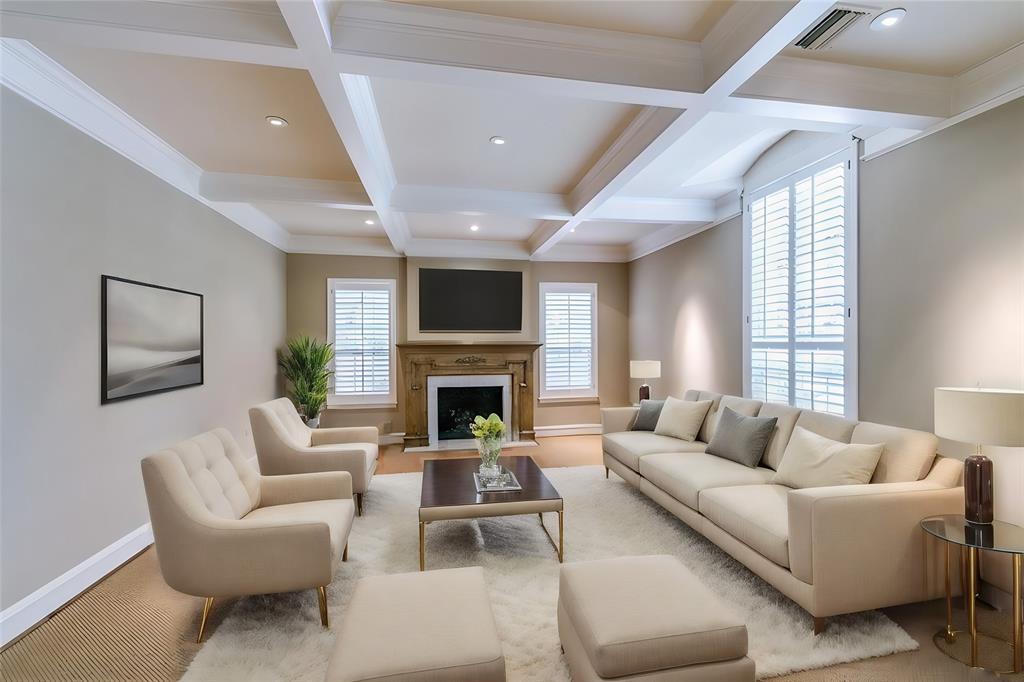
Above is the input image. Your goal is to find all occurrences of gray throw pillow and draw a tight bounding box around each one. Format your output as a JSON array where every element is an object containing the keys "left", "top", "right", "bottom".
[
  {"left": 631, "top": 399, "right": 665, "bottom": 431},
  {"left": 706, "top": 407, "right": 778, "bottom": 468}
]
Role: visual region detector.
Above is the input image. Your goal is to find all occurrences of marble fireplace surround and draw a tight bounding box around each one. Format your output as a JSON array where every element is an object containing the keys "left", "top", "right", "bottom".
[{"left": 397, "top": 342, "right": 541, "bottom": 449}]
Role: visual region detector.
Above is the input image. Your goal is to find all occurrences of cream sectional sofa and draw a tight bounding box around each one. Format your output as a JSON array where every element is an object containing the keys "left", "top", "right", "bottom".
[{"left": 602, "top": 390, "right": 965, "bottom": 630}]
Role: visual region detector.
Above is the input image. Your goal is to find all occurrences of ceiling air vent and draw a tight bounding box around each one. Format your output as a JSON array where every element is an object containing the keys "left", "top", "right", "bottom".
[{"left": 793, "top": 6, "right": 869, "bottom": 50}]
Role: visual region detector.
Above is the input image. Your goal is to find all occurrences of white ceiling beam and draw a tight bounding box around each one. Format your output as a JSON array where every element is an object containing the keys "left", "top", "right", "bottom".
[
  {"left": 404, "top": 238, "right": 531, "bottom": 260},
  {"left": 198, "top": 172, "right": 371, "bottom": 210},
  {"left": 589, "top": 197, "right": 716, "bottom": 224},
  {"left": 331, "top": 0, "right": 705, "bottom": 108},
  {"left": 717, "top": 96, "right": 944, "bottom": 131},
  {"left": 390, "top": 185, "right": 572, "bottom": 221},
  {"left": 277, "top": 0, "right": 411, "bottom": 253},
  {"left": 0, "top": 1, "right": 303, "bottom": 68},
  {"left": 530, "top": 0, "right": 835, "bottom": 256},
  {"left": 951, "top": 42, "right": 1024, "bottom": 116}
]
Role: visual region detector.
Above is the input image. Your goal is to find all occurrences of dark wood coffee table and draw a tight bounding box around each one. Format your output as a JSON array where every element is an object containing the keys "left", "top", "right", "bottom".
[{"left": 418, "top": 455, "right": 564, "bottom": 570}]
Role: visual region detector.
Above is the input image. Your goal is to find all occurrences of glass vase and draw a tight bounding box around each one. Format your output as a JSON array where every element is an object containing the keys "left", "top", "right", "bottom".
[{"left": 476, "top": 436, "right": 503, "bottom": 478}]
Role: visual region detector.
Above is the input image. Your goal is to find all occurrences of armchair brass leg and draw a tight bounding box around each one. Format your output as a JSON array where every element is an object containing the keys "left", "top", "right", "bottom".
[
  {"left": 197, "top": 597, "right": 214, "bottom": 643},
  {"left": 605, "top": 466, "right": 609, "bottom": 479},
  {"left": 558, "top": 510, "right": 564, "bottom": 563},
  {"left": 317, "top": 586, "right": 329, "bottom": 628},
  {"left": 343, "top": 543, "right": 349, "bottom": 562},
  {"left": 355, "top": 493, "right": 363, "bottom": 517},
  {"left": 813, "top": 617, "right": 827, "bottom": 635}
]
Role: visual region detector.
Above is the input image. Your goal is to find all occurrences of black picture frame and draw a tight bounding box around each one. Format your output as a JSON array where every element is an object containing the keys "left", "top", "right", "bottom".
[{"left": 101, "top": 275, "right": 204, "bottom": 404}]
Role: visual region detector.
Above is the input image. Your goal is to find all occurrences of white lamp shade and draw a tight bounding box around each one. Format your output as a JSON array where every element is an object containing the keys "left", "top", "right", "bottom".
[
  {"left": 630, "top": 361, "right": 661, "bottom": 380},
  {"left": 934, "top": 387, "right": 1024, "bottom": 447}
]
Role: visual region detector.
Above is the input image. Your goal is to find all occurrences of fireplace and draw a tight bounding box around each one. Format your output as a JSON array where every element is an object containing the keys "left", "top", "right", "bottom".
[
  {"left": 427, "top": 374, "right": 512, "bottom": 448},
  {"left": 398, "top": 343, "right": 540, "bottom": 449}
]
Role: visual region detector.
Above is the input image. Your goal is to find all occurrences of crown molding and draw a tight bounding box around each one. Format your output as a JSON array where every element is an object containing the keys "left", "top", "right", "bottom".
[
  {"left": 590, "top": 196, "right": 716, "bottom": 223},
  {"left": 287, "top": 234, "right": 399, "bottom": 257},
  {"left": 0, "top": 38, "right": 291, "bottom": 250}
]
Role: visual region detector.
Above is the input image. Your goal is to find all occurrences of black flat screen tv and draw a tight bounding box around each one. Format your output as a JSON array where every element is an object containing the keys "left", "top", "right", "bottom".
[{"left": 419, "top": 268, "right": 522, "bottom": 332}]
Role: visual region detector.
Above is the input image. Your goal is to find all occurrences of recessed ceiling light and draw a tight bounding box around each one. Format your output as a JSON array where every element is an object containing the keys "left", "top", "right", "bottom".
[
  {"left": 870, "top": 8, "right": 906, "bottom": 30},
  {"left": 265, "top": 115, "right": 289, "bottom": 127},
  {"left": 364, "top": 219, "right": 376, "bottom": 225},
  {"left": 570, "top": 228, "right": 576, "bottom": 233},
  {"left": 489, "top": 136, "right": 506, "bottom": 145},
  {"left": 470, "top": 224, "right": 480, "bottom": 231}
]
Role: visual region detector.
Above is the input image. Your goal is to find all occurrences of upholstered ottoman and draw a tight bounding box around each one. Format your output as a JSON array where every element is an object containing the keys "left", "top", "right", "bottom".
[
  {"left": 558, "top": 555, "right": 755, "bottom": 681},
  {"left": 325, "top": 566, "right": 506, "bottom": 682}
]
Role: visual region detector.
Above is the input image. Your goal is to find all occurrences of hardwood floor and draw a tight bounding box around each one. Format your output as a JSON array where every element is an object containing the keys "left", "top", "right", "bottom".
[{"left": 0, "top": 436, "right": 1016, "bottom": 681}]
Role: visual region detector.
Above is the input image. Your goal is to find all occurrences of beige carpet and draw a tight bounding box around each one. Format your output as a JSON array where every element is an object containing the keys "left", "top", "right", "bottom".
[{"left": 1, "top": 436, "right": 1019, "bottom": 681}]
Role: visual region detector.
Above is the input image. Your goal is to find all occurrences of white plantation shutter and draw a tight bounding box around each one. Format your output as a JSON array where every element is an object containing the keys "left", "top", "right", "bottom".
[
  {"left": 327, "top": 279, "right": 396, "bottom": 404},
  {"left": 540, "top": 282, "right": 597, "bottom": 398},
  {"left": 744, "top": 149, "right": 857, "bottom": 418}
]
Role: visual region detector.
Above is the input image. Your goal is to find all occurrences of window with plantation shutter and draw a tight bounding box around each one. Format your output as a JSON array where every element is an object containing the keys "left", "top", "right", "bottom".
[
  {"left": 327, "top": 278, "right": 396, "bottom": 406},
  {"left": 743, "top": 148, "right": 858, "bottom": 418},
  {"left": 540, "top": 282, "right": 598, "bottom": 399}
]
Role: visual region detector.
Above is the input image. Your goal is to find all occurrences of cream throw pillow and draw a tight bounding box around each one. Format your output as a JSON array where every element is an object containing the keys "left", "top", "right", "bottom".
[
  {"left": 773, "top": 426, "right": 884, "bottom": 489},
  {"left": 653, "top": 397, "right": 712, "bottom": 442}
]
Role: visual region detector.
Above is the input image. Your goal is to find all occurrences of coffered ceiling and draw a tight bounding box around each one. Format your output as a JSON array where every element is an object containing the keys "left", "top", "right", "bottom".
[{"left": 2, "top": 0, "right": 1020, "bottom": 260}]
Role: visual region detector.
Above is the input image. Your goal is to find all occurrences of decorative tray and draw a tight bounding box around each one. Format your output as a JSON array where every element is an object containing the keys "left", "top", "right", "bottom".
[{"left": 473, "top": 468, "right": 522, "bottom": 493}]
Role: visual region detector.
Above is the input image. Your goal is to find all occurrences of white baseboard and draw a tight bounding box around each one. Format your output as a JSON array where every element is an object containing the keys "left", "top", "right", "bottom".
[
  {"left": 534, "top": 424, "right": 602, "bottom": 437},
  {"left": 0, "top": 523, "right": 153, "bottom": 648},
  {"left": 380, "top": 432, "right": 405, "bottom": 445}
]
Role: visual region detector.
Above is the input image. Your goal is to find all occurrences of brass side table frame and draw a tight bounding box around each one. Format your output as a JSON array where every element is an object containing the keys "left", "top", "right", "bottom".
[{"left": 923, "top": 515, "right": 1023, "bottom": 674}]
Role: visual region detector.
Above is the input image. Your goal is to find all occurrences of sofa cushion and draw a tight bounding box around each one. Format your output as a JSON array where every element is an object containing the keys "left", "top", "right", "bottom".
[
  {"left": 631, "top": 399, "right": 665, "bottom": 431},
  {"left": 654, "top": 397, "right": 712, "bottom": 442},
  {"left": 794, "top": 410, "right": 856, "bottom": 443},
  {"left": 700, "top": 485, "right": 791, "bottom": 568},
  {"left": 706, "top": 396, "right": 763, "bottom": 441},
  {"left": 706, "top": 407, "right": 778, "bottom": 468},
  {"left": 558, "top": 555, "right": 748, "bottom": 678},
  {"left": 852, "top": 421, "right": 938, "bottom": 483},
  {"left": 694, "top": 391, "right": 724, "bottom": 442},
  {"left": 757, "top": 403, "right": 803, "bottom": 470},
  {"left": 640, "top": 452, "right": 775, "bottom": 510},
  {"left": 602, "top": 432, "right": 707, "bottom": 472},
  {"left": 772, "top": 427, "right": 883, "bottom": 489},
  {"left": 245, "top": 498, "right": 355, "bottom": 559}
]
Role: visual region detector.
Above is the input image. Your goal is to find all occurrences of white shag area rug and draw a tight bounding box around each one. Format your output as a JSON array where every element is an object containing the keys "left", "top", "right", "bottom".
[{"left": 182, "top": 465, "right": 918, "bottom": 681}]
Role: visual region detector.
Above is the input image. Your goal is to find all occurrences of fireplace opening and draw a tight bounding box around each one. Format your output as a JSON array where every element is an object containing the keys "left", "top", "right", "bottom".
[{"left": 436, "top": 386, "right": 504, "bottom": 441}]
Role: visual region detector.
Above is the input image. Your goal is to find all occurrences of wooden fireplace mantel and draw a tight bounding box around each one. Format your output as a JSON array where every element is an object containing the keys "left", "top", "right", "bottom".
[{"left": 397, "top": 342, "right": 541, "bottom": 449}]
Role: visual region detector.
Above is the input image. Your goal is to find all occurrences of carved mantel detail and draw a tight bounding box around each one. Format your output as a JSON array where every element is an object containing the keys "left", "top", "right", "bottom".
[{"left": 397, "top": 343, "right": 542, "bottom": 449}]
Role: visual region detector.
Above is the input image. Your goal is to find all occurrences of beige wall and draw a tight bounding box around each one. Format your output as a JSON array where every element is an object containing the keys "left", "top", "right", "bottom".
[
  {"left": 286, "top": 253, "right": 407, "bottom": 433},
  {"left": 0, "top": 90, "right": 287, "bottom": 608},
  {"left": 628, "top": 218, "right": 744, "bottom": 401},
  {"left": 531, "top": 261, "right": 630, "bottom": 426},
  {"left": 286, "top": 255, "right": 629, "bottom": 431}
]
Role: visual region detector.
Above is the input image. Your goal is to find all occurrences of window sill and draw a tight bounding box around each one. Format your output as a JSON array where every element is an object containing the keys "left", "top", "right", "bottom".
[
  {"left": 537, "top": 395, "right": 600, "bottom": 406},
  {"left": 326, "top": 402, "right": 398, "bottom": 411}
]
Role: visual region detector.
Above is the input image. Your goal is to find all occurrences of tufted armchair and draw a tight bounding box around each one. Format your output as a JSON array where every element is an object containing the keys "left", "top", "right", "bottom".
[
  {"left": 249, "top": 398, "right": 378, "bottom": 515},
  {"left": 140, "top": 428, "right": 354, "bottom": 642}
]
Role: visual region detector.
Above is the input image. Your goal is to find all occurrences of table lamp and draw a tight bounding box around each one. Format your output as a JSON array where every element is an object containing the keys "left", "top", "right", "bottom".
[
  {"left": 630, "top": 361, "right": 661, "bottom": 403},
  {"left": 934, "top": 387, "right": 1024, "bottom": 525}
]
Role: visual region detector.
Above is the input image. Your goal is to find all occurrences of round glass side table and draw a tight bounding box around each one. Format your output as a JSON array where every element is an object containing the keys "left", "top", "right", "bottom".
[{"left": 920, "top": 514, "right": 1023, "bottom": 674}]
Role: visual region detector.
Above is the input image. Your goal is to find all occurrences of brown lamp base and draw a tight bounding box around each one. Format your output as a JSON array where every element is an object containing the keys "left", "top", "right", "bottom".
[
  {"left": 964, "top": 454, "right": 993, "bottom": 525},
  {"left": 638, "top": 384, "right": 651, "bottom": 402}
]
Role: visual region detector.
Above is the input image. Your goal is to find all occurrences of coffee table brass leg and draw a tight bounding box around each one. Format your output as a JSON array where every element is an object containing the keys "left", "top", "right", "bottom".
[
  {"left": 558, "top": 510, "right": 564, "bottom": 563},
  {"left": 1013, "top": 553, "right": 1021, "bottom": 673},
  {"left": 419, "top": 521, "right": 426, "bottom": 572},
  {"left": 967, "top": 546, "right": 978, "bottom": 667},
  {"left": 943, "top": 542, "right": 956, "bottom": 643}
]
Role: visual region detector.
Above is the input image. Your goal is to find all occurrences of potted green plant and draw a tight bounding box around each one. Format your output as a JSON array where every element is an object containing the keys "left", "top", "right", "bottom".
[
  {"left": 470, "top": 413, "right": 506, "bottom": 477},
  {"left": 278, "top": 335, "right": 334, "bottom": 427}
]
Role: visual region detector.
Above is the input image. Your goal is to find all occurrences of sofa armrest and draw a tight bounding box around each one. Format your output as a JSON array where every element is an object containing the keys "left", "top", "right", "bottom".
[
  {"left": 601, "top": 407, "right": 638, "bottom": 434},
  {"left": 788, "top": 482, "right": 964, "bottom": 615},
  {"left": 260, "top": 471, "right": 353, "bottom": 507},
  {"left": 311, "top": 426, "right": 379, "bottom": 446}
]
